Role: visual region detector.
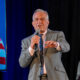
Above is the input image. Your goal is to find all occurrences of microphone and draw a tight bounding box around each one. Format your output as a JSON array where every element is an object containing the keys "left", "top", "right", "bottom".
[
  {"left": 35, "top": 29, "right": 40, "bottom": 48},
  {"left": 35, "top": 29, "right": 40, "bottom": 35},
  {"left": 34, "top": 30, "right": 40, "bottom": 57}
]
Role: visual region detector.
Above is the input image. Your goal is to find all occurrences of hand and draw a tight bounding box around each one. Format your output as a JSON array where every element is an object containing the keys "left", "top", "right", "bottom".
[
  {"left": 30, "top": 35, "right": 40, "bottom": 49},
  {"left": 44, "top": 41, "right": 58, "bottom": 48}
]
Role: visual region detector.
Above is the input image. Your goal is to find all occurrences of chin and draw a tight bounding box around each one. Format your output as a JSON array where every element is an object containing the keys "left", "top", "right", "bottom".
[{"left": 40, "top": 30, "right": 45, "bottom": 33}]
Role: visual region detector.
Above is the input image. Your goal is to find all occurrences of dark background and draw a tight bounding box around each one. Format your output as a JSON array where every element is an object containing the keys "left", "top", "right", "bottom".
[{"left": 0, "top": 0, "right": 80, "bottom": 80}]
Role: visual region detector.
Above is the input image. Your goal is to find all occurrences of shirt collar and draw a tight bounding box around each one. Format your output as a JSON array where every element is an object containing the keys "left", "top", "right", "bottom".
[{"left": 42, "top": 30, "right": 47, "bottom": 35}]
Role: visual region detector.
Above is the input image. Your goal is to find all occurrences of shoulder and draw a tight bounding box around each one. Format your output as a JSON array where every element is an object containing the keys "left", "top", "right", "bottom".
[
  {"left": 48, "top": 29, "right": 64, "bottom": 34},
  {"left": 21, "top": 34, "right": 34, "bottom": 44},
  {"left": 22, "top": 36, "right": 31, "bottom": 41}
]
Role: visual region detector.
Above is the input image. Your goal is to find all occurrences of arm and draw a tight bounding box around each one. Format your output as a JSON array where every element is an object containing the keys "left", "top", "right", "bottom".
[
  {"left": 45, "top": 31, "right": 70, "bottom": 52},
  {"left": 19, "top": 39, "right": 33, "bottom": 68},
  {"left": 19, "top": 35, "right": 40, "bottom": 68},
  {"left": 57, "top": 31, "right": 70, "bottom": 52}
]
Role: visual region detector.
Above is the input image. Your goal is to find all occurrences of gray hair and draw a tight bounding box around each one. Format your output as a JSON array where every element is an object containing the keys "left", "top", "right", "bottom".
[{"left": 32, "top": 9, "right": 49, "bottom": 21}]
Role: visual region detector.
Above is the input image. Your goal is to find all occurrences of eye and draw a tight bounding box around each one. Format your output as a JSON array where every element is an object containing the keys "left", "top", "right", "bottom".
[
  {"left": 34, "top": 18, "right": 38, "bottom": 21},
  {"left": 40, "top": 18, "right": 45, "bottom": 20}
]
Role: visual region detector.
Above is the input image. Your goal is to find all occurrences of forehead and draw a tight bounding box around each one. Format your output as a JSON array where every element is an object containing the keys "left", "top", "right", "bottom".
[{"left": 33, "top": 12, "right": 47, "bottom": 18}]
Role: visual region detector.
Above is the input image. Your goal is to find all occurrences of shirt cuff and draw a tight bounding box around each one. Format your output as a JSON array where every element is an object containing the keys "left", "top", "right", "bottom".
[
  {"left": 56, "top": 42, "right": 60, "bottom": 48},
  {"left": 29, "top": 46, "right": 35, "bottom": 56}
]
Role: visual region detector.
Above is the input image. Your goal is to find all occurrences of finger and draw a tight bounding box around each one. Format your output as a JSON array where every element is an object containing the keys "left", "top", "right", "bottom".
[
  {"left": 45, "top": 41, "right": 51, "bottom": 44},
  {"left": 35, "top": 35, "right": 40, "bottom": 38},
  {"left": 32, "top": 35, "right": 40, "bottom": 41},
  {"left": 45, "top": 41, "right": 54, "bottom": 47},
  {"left": 45, "top": 44, "right": 55, "bottom": 48},
  {"left": 44, "top": 41, "right": 57, "bottom": 48}
]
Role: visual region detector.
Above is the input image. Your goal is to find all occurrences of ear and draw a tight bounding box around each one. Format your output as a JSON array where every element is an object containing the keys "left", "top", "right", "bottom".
[
  {"left": 32, "top": 21, "right": 34, "bottom": 27},
  {"left": 47, "top": 20, "right": 49, "bottom": 25}
]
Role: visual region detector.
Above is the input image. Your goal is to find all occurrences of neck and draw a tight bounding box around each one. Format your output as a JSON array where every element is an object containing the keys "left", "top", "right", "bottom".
[{"left": 40, "top": 30, "right": 47, "bottom": 34}]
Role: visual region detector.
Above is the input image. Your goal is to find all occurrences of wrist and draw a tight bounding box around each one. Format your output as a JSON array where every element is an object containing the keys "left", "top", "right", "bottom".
[
  {"left": 29, "top": 47, "right": 35, "bottom": 56},
  {"left": 55, "top": 42, "right": 61, "bottom": 51},
  {"left": 30, "top": 43, "right": 35, "bottom": 49},
  {"left": 55, "top": 42, "right": 59, "bottom": 48}
]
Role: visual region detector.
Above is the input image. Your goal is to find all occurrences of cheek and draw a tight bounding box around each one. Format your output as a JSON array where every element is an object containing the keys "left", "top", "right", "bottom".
[
  {"left": 33, "top": 24, "right": 39, "bottom": 30},
  {"left": 33, "top": 22, "right": 37, "bottom": 27},
  {"left": 46, "top": 22, "right": 49, "bottom": 27},
  {"left": 34, "top": 26, "right": 37, "bottom": 30},
  {"left": 44, "top": 23, "right": 48, "bottom": 28}
]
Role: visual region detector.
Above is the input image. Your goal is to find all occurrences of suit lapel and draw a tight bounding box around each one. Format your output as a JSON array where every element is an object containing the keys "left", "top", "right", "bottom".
[{"left": 43, "top": 29, "right": 53, "bottom": 55}]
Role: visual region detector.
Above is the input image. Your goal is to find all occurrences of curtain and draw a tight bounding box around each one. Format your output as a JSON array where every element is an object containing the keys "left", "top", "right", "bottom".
[{"left": 1, "top": 0, "right": 80, "bottom": 80}]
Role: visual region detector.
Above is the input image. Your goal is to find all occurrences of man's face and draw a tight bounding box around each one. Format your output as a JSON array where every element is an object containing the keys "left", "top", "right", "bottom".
[{"left": 32, "top": 12, "right": 49, "bottom": 33}]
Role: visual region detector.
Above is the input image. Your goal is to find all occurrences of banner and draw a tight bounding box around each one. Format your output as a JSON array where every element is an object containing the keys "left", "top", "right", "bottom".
[{"left": 0, "top": 0, "right": 6, "bottom": 70}]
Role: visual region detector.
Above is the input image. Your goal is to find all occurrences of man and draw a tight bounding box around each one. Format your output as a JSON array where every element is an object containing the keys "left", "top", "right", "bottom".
[{"left": 19, "top": 9, "right": 70, "bottom": 80}]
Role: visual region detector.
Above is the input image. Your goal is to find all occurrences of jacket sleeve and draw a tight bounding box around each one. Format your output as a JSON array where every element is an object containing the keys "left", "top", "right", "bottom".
[
  {"left": 57, "top": 31, "right": 70, "bottom": 52},
  {"left": 19, "top": 39, "right": 33, "bottom": 68}
]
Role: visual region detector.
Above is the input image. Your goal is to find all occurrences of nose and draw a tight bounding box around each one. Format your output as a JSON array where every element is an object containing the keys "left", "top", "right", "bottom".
[{"left": 37, "top": 19, "right": 42, "bottom": 24}]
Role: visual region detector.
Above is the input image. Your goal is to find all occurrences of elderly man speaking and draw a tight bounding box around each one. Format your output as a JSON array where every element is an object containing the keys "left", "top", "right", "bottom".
[{"left": 19, "top": 9, "right": 70, "bottom": 80}]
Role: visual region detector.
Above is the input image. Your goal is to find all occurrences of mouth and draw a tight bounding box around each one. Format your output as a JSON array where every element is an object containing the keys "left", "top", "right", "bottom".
[{"left": 37, "top": 24, "right": 43, "bottom": 26}]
